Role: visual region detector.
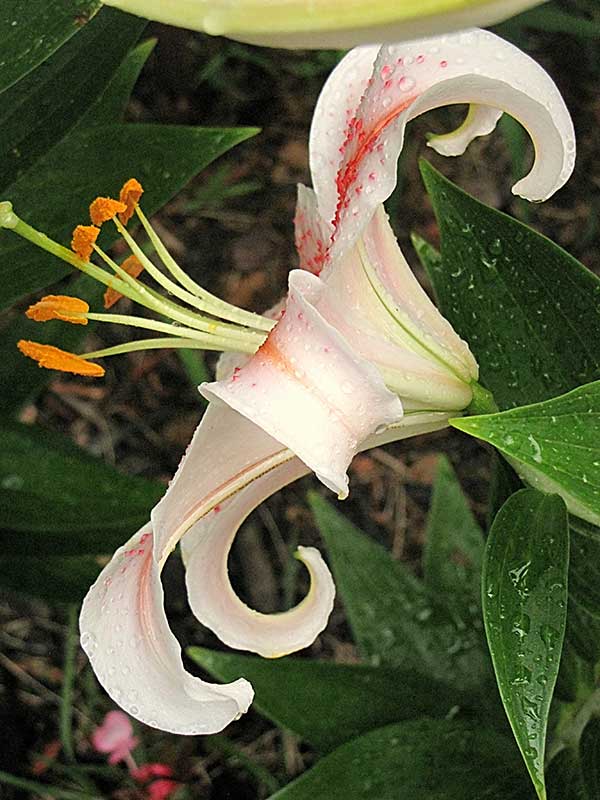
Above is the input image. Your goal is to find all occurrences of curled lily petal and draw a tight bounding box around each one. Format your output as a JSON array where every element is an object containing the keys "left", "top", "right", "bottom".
[
  {"left": 100, "top": 0, "right": 546, "bottom": 50},
  {"left": 310, "top": 29, "right": 575, "bottom": 258},
  {"left": 427, "top": 103, "right": 503, "bottom": 157},
  {"left": 152, "top": 399, "right": 335, "bottom": 658},
  {"left": 181, "top": 455, "right": 336, "bottom": 658},
  {"left": 80, "top": 523, "right": 254, "bottom": 735},
  {"left": 203, "top": 269, "right": 404, "bottom": 498}
]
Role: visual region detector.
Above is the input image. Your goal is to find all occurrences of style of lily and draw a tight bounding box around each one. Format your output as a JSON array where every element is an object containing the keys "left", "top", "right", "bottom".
[
  {"left": 101, "top": 0, "right": 547, "bottom": 49},
  {"left": 1, "top": 29, "right": 574, "bottom": 735}
]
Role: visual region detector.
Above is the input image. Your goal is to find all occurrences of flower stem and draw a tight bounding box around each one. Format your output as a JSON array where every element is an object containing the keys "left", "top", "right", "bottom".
[
  {"left": 59, "top": 605, "right": 78, "bottom": 763},
  {"left": 465, "top": 381, "right": 498, "bottom": 416}
]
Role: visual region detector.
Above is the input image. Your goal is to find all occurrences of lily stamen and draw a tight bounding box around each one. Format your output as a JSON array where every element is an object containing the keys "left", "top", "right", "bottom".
[
  {"left": 103, "top": 255, "right": 144, "bottom": 309},
  {"left": 0, "top": 180, "right": 274, "bottom": 377},
  {"left": 17, "top": 341, "right": 106, "bottom": 377}
]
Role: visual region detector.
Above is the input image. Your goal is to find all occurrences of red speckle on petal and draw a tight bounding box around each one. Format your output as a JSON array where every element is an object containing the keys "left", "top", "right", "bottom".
[
  {"left": 231, "top": 367, "right": 241, "bottom": 382},
  {"left": 416, "top": 54, "right": 425, "bottom": 64},
  {"left": 140, "top": 533, "right": 151, "bottom": 545},
  {"left": 440, "top": 60, "right": 448, "bottom": 68},
  {"left": 214, "top": 505, "right": 221, "bottom": 514}
]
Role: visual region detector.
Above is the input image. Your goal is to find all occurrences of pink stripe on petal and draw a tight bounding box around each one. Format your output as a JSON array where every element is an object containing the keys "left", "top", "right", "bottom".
[
  {"left": 203, "top": 270, "right": 403, "bottom": 498},
  {"left": 80, "top": 523, "right": 253, "bottom": 735},
  {"left": 182, "top": 457, "right": 335, "bottom": 658},
  {"left": 310, "top": 30, "right": 575, "bottom": 261}
]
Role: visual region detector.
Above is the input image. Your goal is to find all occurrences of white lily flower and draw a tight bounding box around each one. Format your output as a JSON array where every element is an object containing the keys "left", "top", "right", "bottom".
[
  {"left": 101, "top": 0, "right": 547, "bottom": 49},
  {"left": 1, "top": 29, "right": 574, "bottom": 735}
]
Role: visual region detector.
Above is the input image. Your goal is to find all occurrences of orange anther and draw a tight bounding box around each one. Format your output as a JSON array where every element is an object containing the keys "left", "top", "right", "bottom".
[
  {"left": 71, "top": 224, "right": 100, "bottom": 261},
  {"left": 103, "top": 255, "right": 144, "bottom": 309},
  {"left": 89, "top": 196, "right": 127, "bottom": 227},
  {"left": 18, "top": 340, "right": 104, "bottom": 377},
  {"left": 26, "top": 295, "right": 89, "bottom": 325},
  {"left": 118, "top": 178, "right": 144, "bottom": 224}
]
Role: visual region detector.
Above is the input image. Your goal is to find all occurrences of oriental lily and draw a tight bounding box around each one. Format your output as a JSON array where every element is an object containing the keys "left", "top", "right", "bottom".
[
  {"left": 1, "top": 30, "right": 574, "bottom": 735},
  {"left": 101, "top": 0, "right": 547, "bottom": 49}
]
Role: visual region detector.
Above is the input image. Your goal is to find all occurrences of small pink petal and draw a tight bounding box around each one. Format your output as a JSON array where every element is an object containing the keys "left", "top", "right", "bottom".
[
  {"left": 132, "top": 763, "right": 174, "bottom": 783},
  {"left": 147, "top": 779, "right": 181, "bottom": 800},
  {"left": 91, "top": 711, "right": 138, "bottom": 762}
]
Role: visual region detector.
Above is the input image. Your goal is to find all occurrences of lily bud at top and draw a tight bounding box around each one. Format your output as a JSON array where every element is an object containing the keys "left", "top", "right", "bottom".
[{"left": 101, "top": 0, "right": 547, "bottom": 49}]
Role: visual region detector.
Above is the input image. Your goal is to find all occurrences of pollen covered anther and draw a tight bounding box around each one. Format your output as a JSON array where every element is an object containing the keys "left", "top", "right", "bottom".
[
  {"left": 89, "top": 197, "right": 127, "bottom": 227},
  {"left": 104, "top": 255, "right": 145, "bottom": 309},
  {"left": 26, "top": 295, "right": 89, "bottom": 325},
  {"left": 118, "top": 178, "right": 144, "bottom": 225},
  {"left": 18, "top": 340, "right": 104, "bottom": 377},
  {"left": 72, "top": 225, "right": 100, "bottom": 261}
]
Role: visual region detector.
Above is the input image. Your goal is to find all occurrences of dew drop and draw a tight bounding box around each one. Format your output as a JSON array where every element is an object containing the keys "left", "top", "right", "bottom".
[{"left": 398, "top": 76, "right": 416, "bottom": 92}]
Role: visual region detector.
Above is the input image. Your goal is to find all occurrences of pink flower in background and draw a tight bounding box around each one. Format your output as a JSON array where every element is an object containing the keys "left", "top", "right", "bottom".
[
  {"left": 146, "top": 779, "right": 181, "bottom": 800},
  {"left": 132, "top": 763, "right": 175, "bottom": 782},
  {"left": 91, "top": 711, "right": 139, "bottom": 766}
]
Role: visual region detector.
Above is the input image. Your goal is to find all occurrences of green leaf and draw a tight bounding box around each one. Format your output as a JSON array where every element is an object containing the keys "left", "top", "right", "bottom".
[
  {"left": 581, "top": 717, "right": 600, "bottom": 800},
  {"left": 0, "top": 421, "right": 163, "bottom": 555},
  {"left": 0, "top": 122, "right": 258, "bottom": 309},
  {"left": 508, "top": 5, "right": 600, "bottom": 39},
  {"left": 423, "top": 454, "right": 484, "bottom": 613},
  {"left": 0, "top": 275, "right": 103, "bottom": 416},
  {"left": 419, "top": 160, "right": 600, "bottom": 410},
  {"left": 309, "top": 492, "right": 490, "bottom": 696},
  {"left": 452, "top": 381, "right": 600, "bottom": 527},
  {"left": 267, "top": 719, "right": 533, "bottom": 800},
  {"left": 488, "top": 453, "right": 523, "bottom": 525},
  {"left": 188, "top": 647, "right": 466, "bottom": 753},
  {"left": 78, "top": 36, "right": 155, "bottom": 126},
  {"left": 482, "top": 489, "right": 569, "bottom": 800},
  {"left": 0, "top": 554, "right": 101, "bottom": 604},
  {"left": 0, "top": 1, "right": 101, "bottom": 94},
  {"left": 0, "top": 7, "right": 145, "bottom": 190}
]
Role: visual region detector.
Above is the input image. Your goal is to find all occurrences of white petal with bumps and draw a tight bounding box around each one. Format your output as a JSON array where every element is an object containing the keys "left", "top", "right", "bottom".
[
  {"left": 203, "top": 269, "right": 404, "bottom": 498},
  {"left": 79, "top": 524, "right": 254, "bottom": 735},
  {"left": 309, "top": 29, "right": 575, "bottom": 260}
]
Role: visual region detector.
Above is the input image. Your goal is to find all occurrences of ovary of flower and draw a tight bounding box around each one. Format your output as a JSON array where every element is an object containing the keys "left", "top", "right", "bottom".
[
  {"left": 2, "top": 28, "right": 576, "bottom": 737},
  {"left": 99, "top": 0, "right": 547, "bottom": 49}
]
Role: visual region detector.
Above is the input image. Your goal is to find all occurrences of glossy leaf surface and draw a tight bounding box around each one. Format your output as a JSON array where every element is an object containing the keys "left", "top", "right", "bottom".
[
  {"left": 423, "top": 454, "right": 484, "bottom": 614},
  {"left": 0, "top": 123, "right": 258, "bottom": 309},
  {"left": 482, "top": 489, "right": 569, "bottom": 800},
  {"left": 0, "top": 7, "right": 144, "bottom": 189},
  {"left": 453, "top": 381, "right": 600, "bottom": 527},
  {"left": 0, "top": 0, "right": 101, "bottom": 94},
  {"left": 0, "top": 422, "right": 163, "bottom": 555},
  {"left": 267, "top": 719, "right": 533, "bottom": 800},
  {"left": 188, "top": 647, "right": 465, "bottom": 753},
  {"left": 309, "top": 492, "right": 490, "bottom": 695},
  {"left": 419, "top": 160, "right": 600, "bottom": 411}
]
